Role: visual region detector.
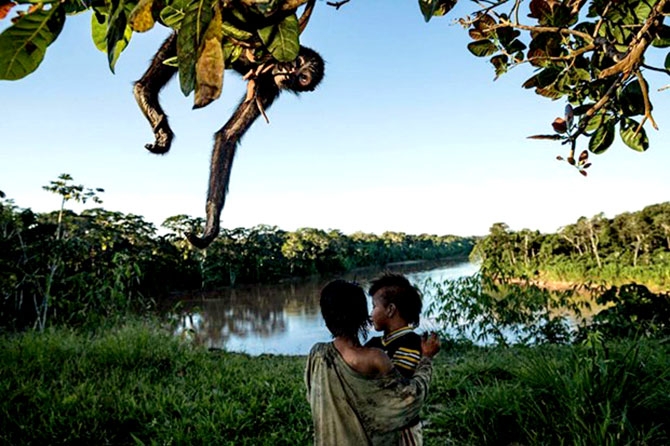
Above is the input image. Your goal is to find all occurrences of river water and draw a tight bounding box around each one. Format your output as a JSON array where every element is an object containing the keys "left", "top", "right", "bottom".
[{"left": 171, "top": 261, "right": 480, "bottom": 355}]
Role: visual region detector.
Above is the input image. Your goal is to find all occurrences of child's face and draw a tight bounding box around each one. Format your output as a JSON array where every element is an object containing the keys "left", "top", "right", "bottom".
[{"left": 370, "top": 292, "right": 391, "bottom": 332}]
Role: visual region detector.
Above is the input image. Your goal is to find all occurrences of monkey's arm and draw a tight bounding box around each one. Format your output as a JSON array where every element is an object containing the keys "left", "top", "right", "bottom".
[
  {"left": 133, "top": 33, "right": 178, "bottom": 154},
  {"left": 186, "top": 81, "right": 280, "bottom": 248}
]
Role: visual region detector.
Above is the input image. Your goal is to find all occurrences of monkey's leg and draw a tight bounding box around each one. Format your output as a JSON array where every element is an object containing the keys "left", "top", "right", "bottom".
[
  {"left": 133, "top": 33, "right": 178, "bottom": 154},
  {"left": 186, "top": 82, "right": 280, "bottom": 248}
]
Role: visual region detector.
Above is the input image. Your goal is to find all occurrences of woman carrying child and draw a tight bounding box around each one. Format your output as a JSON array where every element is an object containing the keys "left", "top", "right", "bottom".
[{"left": 305, "top": 279, "right": 440, "bottom": 445}]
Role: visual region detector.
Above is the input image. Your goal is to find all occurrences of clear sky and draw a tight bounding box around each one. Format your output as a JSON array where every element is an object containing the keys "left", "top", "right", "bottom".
[{"left": 1, "top": 1, "right": 669, "bottom": 237}]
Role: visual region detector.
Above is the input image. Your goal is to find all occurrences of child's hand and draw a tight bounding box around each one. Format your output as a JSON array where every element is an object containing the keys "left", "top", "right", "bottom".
[{"left": 421, "top": 332, "right": 441, "bottom": 358}]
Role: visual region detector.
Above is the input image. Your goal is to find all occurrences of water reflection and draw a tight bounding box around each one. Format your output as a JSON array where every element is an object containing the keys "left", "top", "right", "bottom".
[{"left": 169, "top": 260, "right": 480, "bottom": 355}]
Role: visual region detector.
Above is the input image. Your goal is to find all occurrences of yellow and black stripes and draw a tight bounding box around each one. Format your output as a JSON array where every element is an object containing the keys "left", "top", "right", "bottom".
[{"left": 392, "top": 346, "right": 421, "bottom": 372}]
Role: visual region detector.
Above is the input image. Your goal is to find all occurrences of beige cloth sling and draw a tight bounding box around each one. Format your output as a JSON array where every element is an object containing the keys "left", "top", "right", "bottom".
[{"left": 305, "top": 342, "right": 433, "bottom": 446}]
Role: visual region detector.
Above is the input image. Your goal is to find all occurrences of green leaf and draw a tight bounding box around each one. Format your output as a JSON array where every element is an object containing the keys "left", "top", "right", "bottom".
[
  {"left": 0, "top": 4, "right": 65, "bottom": 80},
  {"left": 588, "top": 116, "right": 615, "bottom": 154},
  {"left": 651, "top": 25, "right": 670, "bottom": 48},
  {"left": 223, "top": 40, "right": 243, "bottom": 64},
  {"left": 63, "top": 0, "right": 91, "bottom": 14},
  {"left": 221, "top": 21, "right": 253, "bottom": 41},
  {"left": 467, "top": 39, "right": 497, "bottom": 57},
  {"left": 91, "top": 11, "right": 127, "bottom": 71},
  {"left": 91, "top": 7, "right": 133, "bottom": 72},
  {"left": 106, "top": 0, "right": 131, "bottom": 72},
  {"left": 618, "top": 80, "right": 646, "bottom": 117},
  {"left": 665, "top": 52, "right": 670, "bottom": 71},
  {"left": 619, "top": 117, "right": 649, "bottom": 152},
  {"left": 522, "top": 67, "right": 561, "bottom": 89},
  {"left": 418, "top": 0, "right": 457, "bottom": 22},
  {"left": 490, "top": 54, "right": 508, "bottom": 78},
  {"left": 572, "top": 103, "right": 595, "bottom": 116},
  {"left": 536, "top": 86, "right": 563, "bottom": 99},
  {"left": 504, "top": 38, "right": 526, "bottom": 54},
  {"left": 550, "top": 4, "right": 576, "bottom": 27},
  {"left": 91, "top": 11, "right": 107, "bottom": 52},
  {"left": 160, "top": 0, "right": 189, "bottom": 31},
  {"left": 584, "top": 112, "right": 605, "bottom": 132},
  {"left": 257, "top": 13, "right": 299, "bottom": 63},
  {"left": 571, "top": 68, "right": 590, "bottom": 82},
  {"left": 497, "top": 26, "right": 520, "bottom": 46},
  {"left": 177, "top": 0, "right": 215, "bottom": 96},
  {"left": 633, "top": 0, "right": 653, "bottom": 22}
]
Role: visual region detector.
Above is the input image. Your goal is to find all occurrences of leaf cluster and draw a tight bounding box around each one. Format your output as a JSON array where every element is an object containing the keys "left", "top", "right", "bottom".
[
  {"left": 461, "top": 0, "right": 669, "bottom": 167},
  {"left": 2, "top": 0, "right": 669, "bottom": 162},
  {"left": 0, "top": 0, "right": 310, "bottom": 107}
]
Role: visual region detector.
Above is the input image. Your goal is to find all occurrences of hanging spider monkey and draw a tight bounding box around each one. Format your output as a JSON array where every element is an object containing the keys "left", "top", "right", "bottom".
[{"left": 133, "top": 2, "right": 324, "bottom": 249}]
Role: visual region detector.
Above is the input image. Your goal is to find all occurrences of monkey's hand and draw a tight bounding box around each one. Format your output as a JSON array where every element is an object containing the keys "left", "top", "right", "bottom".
[
  {"left": 133, "top": 82, "right": 174, "bottom": 155},
  {"left": 144, "top": 115, "right": 174, "bottom": 155}
]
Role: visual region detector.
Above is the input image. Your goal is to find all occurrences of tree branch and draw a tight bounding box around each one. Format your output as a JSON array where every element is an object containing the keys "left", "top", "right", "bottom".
[
  {"left": 597, "top": 0, "right": 668, "bottom": 79},
  {"left": 498, "top": 19, "right": 594, "bottom": 43},
  {"left": 298, "top": 0, "right": 316, "bottom": 33},
  {"left": 636, "top": 70, "right": 658, "bottom": 131}
]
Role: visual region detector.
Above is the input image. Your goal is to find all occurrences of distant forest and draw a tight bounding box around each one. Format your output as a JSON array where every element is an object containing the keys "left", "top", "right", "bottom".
[
  {"left": 0, "top": 190, "right": 473, "bottom": 330},
  {"left": 472, "top": 202, "right": 670, "bottom": 290},
  {"left": 5, "top": 175, "right": 668, "bottom": 331}
]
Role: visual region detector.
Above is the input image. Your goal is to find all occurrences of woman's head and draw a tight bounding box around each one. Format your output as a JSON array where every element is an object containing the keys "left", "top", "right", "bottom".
[{"left": 320, "top": 279, "right": 370, "bottom": 341}]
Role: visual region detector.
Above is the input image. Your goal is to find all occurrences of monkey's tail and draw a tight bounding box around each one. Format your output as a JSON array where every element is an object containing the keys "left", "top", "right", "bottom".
[{"left": 186, "top": 85, "right": 279, "bottom": 249}]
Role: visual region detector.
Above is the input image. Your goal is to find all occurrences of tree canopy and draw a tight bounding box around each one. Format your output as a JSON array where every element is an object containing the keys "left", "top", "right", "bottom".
[{"left": 1, "top": 0, "right": 668, "bottom": 168}]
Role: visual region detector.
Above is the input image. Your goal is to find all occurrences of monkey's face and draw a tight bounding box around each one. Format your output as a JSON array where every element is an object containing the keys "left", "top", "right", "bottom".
[{"left": 272, "top": 47, "right": 324, "bottom": 93}]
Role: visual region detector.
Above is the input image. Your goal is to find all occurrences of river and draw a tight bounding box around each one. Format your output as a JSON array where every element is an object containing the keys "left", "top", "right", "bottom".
[{"left": 170, "top": 260, "right": 480, "bottom": 355}]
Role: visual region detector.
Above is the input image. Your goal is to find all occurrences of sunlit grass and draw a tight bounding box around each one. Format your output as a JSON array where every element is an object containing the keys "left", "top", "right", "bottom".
[
  {"left": 1, "top": 322, "right": 668, "bottom": 445},
  {"left": 0, "top": 321, "right": 311, "bottom": 445}
]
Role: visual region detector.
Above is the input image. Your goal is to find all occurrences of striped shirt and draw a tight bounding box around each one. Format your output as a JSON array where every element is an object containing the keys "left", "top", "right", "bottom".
[{"left": 366, "top": 326, "right": 422, "bottom": 378}]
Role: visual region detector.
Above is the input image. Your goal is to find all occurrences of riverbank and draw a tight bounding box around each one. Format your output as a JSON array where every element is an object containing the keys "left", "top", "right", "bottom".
[
  {"left": 2, "top": 321, "right": 668, "bottom": 445},
  {"left": 506, "top": 272, "right": 670, "bottom": 294}
]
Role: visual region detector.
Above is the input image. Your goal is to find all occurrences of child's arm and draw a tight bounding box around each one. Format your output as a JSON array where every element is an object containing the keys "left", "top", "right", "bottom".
[{"left": 390, "top": 332, "right": 422, "bottom": 377}]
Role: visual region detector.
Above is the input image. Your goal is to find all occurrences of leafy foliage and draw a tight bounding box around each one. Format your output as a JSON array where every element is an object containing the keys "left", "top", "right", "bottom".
[
  {"left": 426, "top": 338, "right": 670, "bottom": 444},
  {"left": 1, "top": 0, "right": 669, "bottom": 161},
  {"left": 467, "top": 0, "right": 669, "bottom": 167},
  {"left": 470, "top": 202, "right": 670, "bottom": 291},
  {"left": 426, "top": 272, "right": 584, "bottom": 346},
  {"left": 586, "top": 283, "right": 670, "bottom": 339},
  {"left": 0, "top": 3, "right": 65, "bottom": 79},
  {"left": 0, "top": 0, "right": 313, "bottom": 107}
]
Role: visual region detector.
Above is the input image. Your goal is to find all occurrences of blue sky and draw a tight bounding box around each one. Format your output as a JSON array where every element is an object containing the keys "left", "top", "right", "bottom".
[{"left": 1, "top": 1, "right": 669, "bottom": 237}]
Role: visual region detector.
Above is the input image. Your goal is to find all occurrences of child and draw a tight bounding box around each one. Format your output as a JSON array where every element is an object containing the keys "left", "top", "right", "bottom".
[
  {"left": 365, "top": 273, "right": 424, "bottom": 445},
  {"left": 366, "top": 273, "right": 423, "bottom": 377}
]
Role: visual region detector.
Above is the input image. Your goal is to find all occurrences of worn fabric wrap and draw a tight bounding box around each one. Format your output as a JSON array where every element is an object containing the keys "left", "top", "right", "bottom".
[{"left": 305, "top": 342, "right": 433, "bottom": 446}]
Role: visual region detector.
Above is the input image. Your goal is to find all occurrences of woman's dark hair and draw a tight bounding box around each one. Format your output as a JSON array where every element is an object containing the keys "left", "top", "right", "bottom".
[
  {"left": 320, "top": 279, "right": 370, "bottom": 341},
  {"left": 368, "top": 273, "right": 422, "bottom": 327}
]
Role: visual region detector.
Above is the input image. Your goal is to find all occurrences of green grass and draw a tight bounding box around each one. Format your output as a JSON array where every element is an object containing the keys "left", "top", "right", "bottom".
[
  {"left": 2, "top": 323, "right": 669, "bottom": 445},
  {"left": 0, "top": 322, "right": 311, "bottom": 445}
]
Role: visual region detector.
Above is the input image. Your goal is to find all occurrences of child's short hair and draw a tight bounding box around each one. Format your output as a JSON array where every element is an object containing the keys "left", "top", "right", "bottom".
[
  {"left": 368, "top": 273, "right": 422, "bottom": 327},
  {"left": 320, "top": 279, "right": 370, "bottom": 341}
]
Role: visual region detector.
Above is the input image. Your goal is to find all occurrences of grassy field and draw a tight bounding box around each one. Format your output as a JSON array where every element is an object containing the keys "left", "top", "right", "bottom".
[{"left": 2, "top": 322, "right": 669, "bottom": 445}]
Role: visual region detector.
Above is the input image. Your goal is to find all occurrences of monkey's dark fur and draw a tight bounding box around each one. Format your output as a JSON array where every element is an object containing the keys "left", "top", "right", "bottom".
[{"left": 133, "top": 33, "right": 325, "bottom": 248}]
